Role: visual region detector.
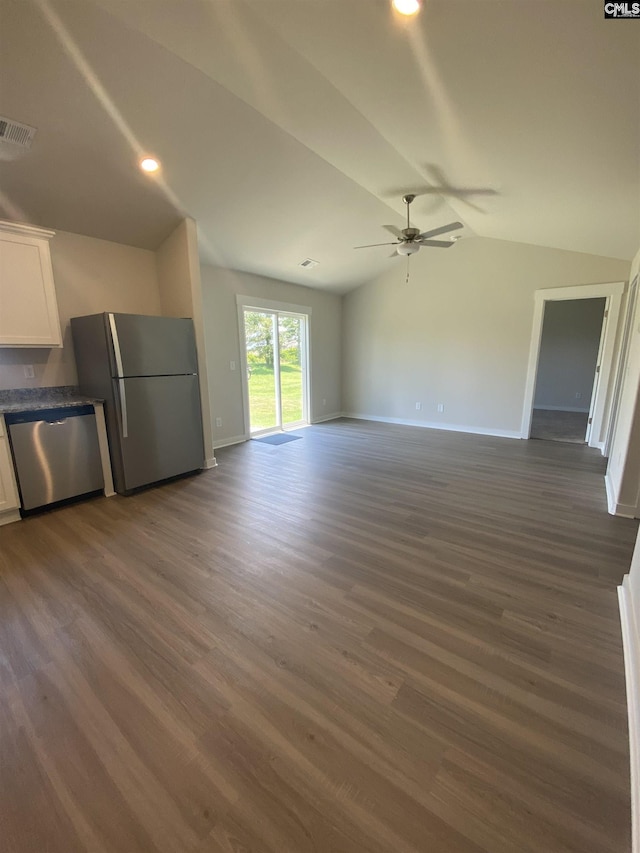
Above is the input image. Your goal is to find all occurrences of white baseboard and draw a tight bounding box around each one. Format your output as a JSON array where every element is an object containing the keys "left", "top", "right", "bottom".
[
  {"left": 203, "top": 455, "right": 218, "bottom": 468},
  {"left": 618, "top": 577, "right": 639, "bottom": 853},
  {"left": 0, "top": 509, "right": 21, "bottom": 526},
  {"left": 605, "top": 471, "right": 638, "bottom": 517},
  {"left": 311, "top": 412, "right": 344, "bottom": 424},
  {"left": 343, "top": 412, "right": 521, "bottom": 440},
  {"left": 605, "top": 471, "right": 616, "bottom": 513},
  {"left": 213, "top": 434, "right": 247, "bottom": 450},
  {"left": 533, "top": 405, "right": 590, "bottom": 413}
]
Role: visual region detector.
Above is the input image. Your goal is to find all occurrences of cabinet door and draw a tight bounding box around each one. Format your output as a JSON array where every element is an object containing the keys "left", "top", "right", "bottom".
[
  {"left": 0, "top": 228, "right": 62, "bottom": 347},
  {"left": 0, "top": 419, "right": 20, "bottom": 512}
]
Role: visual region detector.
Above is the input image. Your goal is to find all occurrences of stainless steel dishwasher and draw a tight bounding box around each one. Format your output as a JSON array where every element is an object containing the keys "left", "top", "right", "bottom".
[{"left": 5, "top": 405, "right": 104, "bottom": 511}]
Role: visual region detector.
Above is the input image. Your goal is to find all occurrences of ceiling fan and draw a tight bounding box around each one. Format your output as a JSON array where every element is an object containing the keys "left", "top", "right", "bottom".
[{"left": 355, "top": 194, "right": 463, "bottom": 256}]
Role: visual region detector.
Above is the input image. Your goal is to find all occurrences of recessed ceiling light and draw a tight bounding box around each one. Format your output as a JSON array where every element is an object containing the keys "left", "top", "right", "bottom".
[
  {"left": 449, "top": 235, "right": 461, "bottom": 241},
  {"left": 139, "top": 157, "right": 160, "bottom": 173},
  {"left": 392, "top": 0, "right": 421, "bottom": 16}
]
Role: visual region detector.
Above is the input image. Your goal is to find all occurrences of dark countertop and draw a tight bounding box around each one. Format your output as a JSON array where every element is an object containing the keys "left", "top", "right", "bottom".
[{"left": 0, "top": 386, "right": 103, "bottom": 415}]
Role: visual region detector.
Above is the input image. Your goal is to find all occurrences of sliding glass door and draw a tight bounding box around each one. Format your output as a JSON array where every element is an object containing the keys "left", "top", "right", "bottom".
[{"left": 242, "top": 308, "right": 308, "bottom": 436}]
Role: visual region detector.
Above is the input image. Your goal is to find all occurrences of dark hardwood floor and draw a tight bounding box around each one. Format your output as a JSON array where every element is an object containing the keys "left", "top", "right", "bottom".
[
  {"left": 530, "top": 408, "right": 589, "bottom": 444},
  {"left": 1, "top": 418, "right": 637, "bottom": 853}
]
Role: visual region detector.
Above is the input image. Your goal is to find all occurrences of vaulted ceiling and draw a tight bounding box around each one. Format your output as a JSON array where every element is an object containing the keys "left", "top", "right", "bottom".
[{"left": 1, "top": 0, "right": 638, "bottom": 293}]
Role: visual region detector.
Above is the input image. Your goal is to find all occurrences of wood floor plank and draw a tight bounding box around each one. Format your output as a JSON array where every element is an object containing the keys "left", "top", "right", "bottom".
[{"left": 0, "top": 418, "right": 637, "bottom": 852}]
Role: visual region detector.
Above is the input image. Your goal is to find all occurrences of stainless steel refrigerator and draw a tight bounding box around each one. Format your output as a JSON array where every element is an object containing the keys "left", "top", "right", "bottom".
[{"left": 71, "top": 312, "right": 204, "bottom": 495}]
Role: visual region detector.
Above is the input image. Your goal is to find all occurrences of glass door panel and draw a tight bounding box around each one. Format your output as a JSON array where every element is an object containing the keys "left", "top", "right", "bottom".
[
  {"left": 244, "top": 310, "right": 279, "bottom": 434},
  {"left": 278, "top": 314, "right": 304, "bottom": 427}
]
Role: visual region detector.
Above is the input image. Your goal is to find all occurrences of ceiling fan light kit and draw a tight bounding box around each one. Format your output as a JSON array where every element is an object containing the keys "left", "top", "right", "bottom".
[
  {"left": 397, "top": 241, "right": 420, "bottom": 255},
  {"left": 354, "top": 193, "right": 463, "bottom": 258}
]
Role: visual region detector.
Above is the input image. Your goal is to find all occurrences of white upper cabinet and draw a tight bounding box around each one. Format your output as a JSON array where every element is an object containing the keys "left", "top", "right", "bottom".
[{"left": 0, "top": 220, "right": 62, "bottom": 347}]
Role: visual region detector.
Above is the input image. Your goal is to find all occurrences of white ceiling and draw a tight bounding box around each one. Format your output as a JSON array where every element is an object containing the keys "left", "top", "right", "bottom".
[{"left": 1, "top": 0, "right": 638, "bottom": 293}]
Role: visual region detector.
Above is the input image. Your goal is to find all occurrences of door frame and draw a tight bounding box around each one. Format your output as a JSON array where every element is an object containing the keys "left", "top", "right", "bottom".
[
  {"left": 520, "top": 281, "right": 624, "bottom": 452},
  {"left": 236, "top": 295, "right": 312, "bottom": 438},
  {"left": 584, "top": 304, "right": 608, "bottom": 445}
]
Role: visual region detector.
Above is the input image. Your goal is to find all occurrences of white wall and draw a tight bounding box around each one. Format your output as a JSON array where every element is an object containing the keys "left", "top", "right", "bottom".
[
  {"left": 201, "top": 265, "right": 342, "bottom": 446},
  {"left": 0, "top": 229, "right": 161, "bottom": 390},
  {"left": 343, "top": 236, "right": 630, "bottom": 436},
  {"left": 534, "top": 298, "right": 605, "bottom": 412},
  {"left": 156, "top": 221, "right": 197, "bottom": 319},
  {"left": 626, "top": 526, "right": 640, "bottom": 636},
  {"left": 606, "top": 247, "right": 640, "bottom": 516},
  {"left": 156, "top": 219, "right": 215, "bottom": 466},
  {"left": 618, "top": 522, "right": 640, "bottom": 853}
]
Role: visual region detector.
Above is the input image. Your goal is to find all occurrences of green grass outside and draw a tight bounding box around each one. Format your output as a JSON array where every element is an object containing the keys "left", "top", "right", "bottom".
[{"left": 248, "top": 362, "right": 303, "bottom": 431}]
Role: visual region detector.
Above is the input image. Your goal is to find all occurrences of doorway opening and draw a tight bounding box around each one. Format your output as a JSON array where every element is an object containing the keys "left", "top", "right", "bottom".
[
  {"left": 530, "top": 298, "right": 606, "bottom": 444},
  {"left": 241, "top": 307, "right": 309, "bottom": 436},
  {"left": 521, "top": 281, "right": 624, "bottom": 453}
]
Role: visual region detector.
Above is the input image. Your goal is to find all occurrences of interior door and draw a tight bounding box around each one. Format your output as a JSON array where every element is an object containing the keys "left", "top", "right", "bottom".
[
  {"left": 585, "top": 303, "right": 609, "bottom": 443},
  {"left": 604, "top": 277, "right": 638, "bottom": 455}
]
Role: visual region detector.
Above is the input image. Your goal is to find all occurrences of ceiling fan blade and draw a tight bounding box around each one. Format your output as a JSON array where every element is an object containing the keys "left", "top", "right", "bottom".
[
  {"left": 420, "top": 187, "right": 496, "bottom": 197},
  {"left": 418, "top": 221, "right": 463, "bottom": 240},
  {"left": 418, "top": 239, "right": 456, "bottom": 248},
  {"left": 354, "top": 241, "right": 399, "bottom": 249},
  {"left": 383, "top": 225, "right": 404, "bottom": 240},
  {"left": 420, "top": 164, "right": 498, "bottom": 197}
]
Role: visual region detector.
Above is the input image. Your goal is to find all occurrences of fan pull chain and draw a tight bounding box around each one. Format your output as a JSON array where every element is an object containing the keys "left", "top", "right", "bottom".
[{"left": 405, "top": 256, "right": 410, "bottom": 285}]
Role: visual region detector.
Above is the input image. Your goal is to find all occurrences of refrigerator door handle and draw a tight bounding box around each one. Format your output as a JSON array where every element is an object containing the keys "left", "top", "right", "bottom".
[
  {"left": 108, "top": 313, "right": 125, "bottom": 377},
  {"left": 117, "top": 378, "right": 129, "bottom": 438},
  {"left": 109, "top": 314, "right": 128, "bottom": 437}
]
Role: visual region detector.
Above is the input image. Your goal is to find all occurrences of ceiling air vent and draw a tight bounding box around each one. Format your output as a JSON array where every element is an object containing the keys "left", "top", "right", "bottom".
[
  {"left": 0, "top": 117, "right": 37, "bottom": 160},
  {"left": 299, "top": 258, "right": 319, "bottom": 269}
]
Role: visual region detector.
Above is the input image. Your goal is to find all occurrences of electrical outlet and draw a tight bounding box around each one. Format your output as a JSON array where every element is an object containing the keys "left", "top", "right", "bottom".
[
  {"left": 322, "top": 398, "right": 326, "bottom": 406},
  {"left": 23, "top": 365, "right": 35, "bottom": 379},
  {"left": 437, "top": 403, "right": 444, "bottom": 413},
  {"left": 215, "top": 417, "right": 222, "bottom": 428},
  {"left": 230, "top": 361, "right": 236, "bottom": 371},
  {"left": 575, "top": 392, "right": 582, "bottom": 399},
  {"left": 415, "top": 402, "right": 422, "bottom": 411}
]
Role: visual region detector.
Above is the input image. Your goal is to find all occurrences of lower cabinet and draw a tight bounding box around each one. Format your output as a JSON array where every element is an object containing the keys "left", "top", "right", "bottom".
[{"left": 0, "top": 416, "right": 21, "bottom": 524}]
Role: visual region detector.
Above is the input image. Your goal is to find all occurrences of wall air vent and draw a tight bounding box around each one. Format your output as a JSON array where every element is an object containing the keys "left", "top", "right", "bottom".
[
  {"left": 299, "top": 258, "right": 319, "bottom": 269},
  {"left": 0, "top": 117, "right": 37, "bottom": 160}
]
